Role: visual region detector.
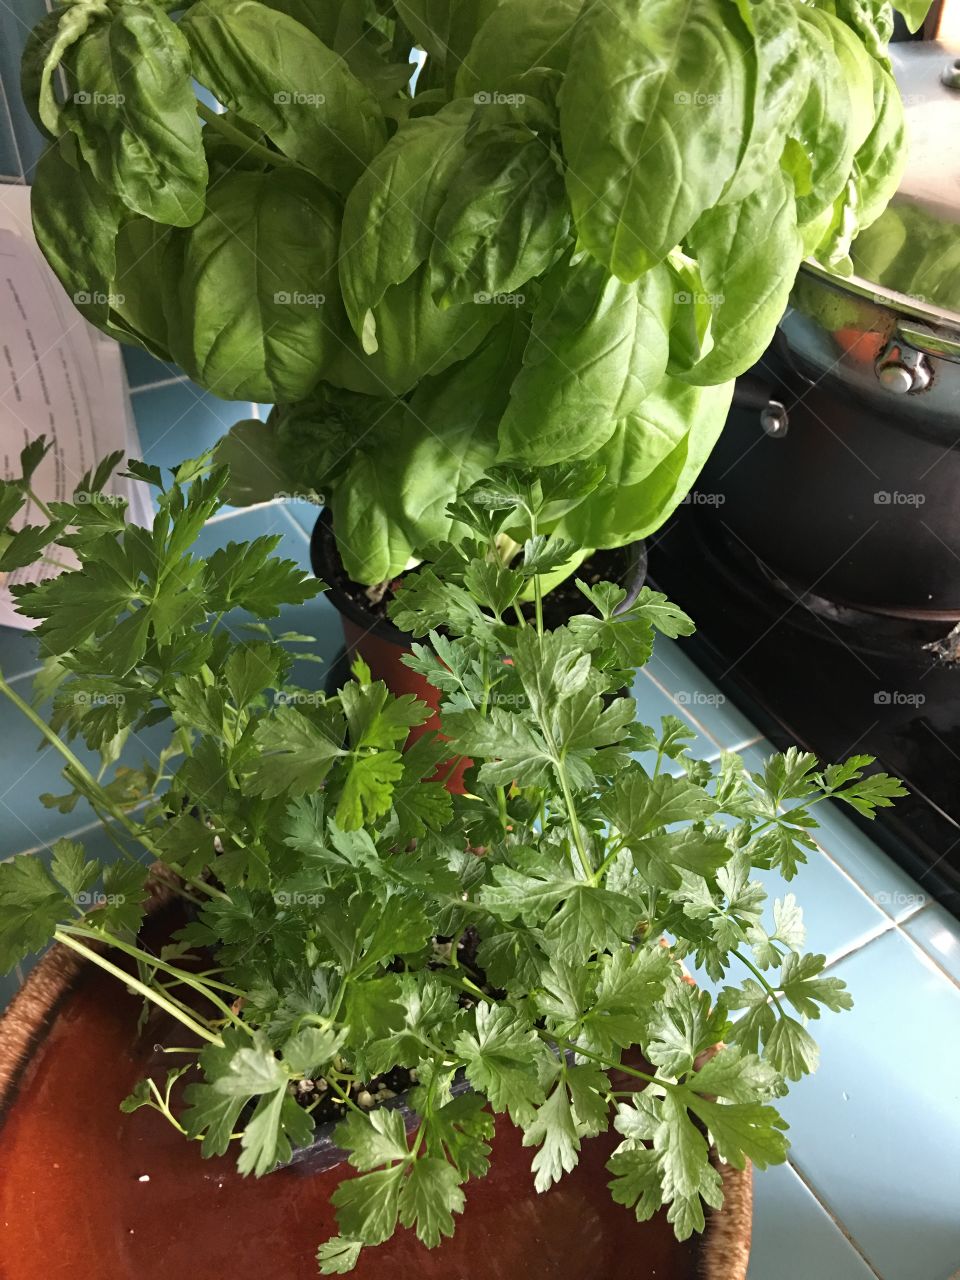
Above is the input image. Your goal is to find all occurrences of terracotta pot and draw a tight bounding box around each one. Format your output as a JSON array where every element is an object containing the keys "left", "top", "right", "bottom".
[
  {"left": 309, "top": 511, "right": 649, "bottom": 793},
  {"left": 0, "top": 901, "right": 752, "bottom": 1280}
]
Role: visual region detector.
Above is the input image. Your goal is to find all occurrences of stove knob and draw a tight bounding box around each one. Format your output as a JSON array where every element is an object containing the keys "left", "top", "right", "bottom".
[{"left": 874, "top": 344, "right": 933, "bottom": 394}]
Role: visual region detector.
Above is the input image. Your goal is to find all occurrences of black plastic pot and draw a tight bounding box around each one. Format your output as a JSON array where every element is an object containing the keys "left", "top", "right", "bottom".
[
  {"left": 311, "top": 511, "right": 648, "bottom": 788},
  {"left": 310, "top": 506, "right": 649, "bottom": 656}
]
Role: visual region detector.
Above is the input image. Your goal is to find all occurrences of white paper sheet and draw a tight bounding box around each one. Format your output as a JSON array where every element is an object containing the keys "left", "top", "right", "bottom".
[{"left": 0, "top": 183, "right": 151, "bottom": 630}]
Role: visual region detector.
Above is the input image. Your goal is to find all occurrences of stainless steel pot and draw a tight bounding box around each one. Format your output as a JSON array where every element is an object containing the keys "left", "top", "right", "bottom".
[{"left": 700, "top": 41, "right": 960, "bottom": 618}]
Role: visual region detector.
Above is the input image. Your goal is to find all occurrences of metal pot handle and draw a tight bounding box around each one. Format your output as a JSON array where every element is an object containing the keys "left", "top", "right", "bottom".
[
  {"left": 895, "top": 318, "right": 960, "bottom": 362},
  {"left": 731, "top": 375, "right": 789, "bottom": 437}
]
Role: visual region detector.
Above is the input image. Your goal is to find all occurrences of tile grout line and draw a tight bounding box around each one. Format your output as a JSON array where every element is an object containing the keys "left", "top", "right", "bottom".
[
  {"left": 807, "top": 819, "right": 930, "bottom": 927},
  {"left": 638, "top": 664, "right": 732, "bottom": 750},
  {"left": 204, "top": 499, "right": 292, "bottom": 525},
  {"left": 785, "top": 1156, "right": 886, "bottom": 1280},
  {"left": 821, "top": 902, "right": 960, "bottom": 995},
  {"left": 275, "top": 502, "right": 314, "bottom": 546},
  {"left": 2, "top": 799, "right": 152, "bottom": 865},
  {"left": 128, "top": 375, "right": 193, "bottom": 394},
  {"left": 0, "top": 74, "right": 25, "bottom": 182}
]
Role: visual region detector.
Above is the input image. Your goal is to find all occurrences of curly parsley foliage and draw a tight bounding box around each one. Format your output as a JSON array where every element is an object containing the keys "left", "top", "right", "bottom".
[{"left": 0, "top": 453, "right": 904, "bottom": 1273}]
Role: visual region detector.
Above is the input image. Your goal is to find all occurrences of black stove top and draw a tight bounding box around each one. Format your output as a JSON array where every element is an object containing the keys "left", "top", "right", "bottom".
[{"left": 646, "top": 508, "right": 960, "bottom": 917}]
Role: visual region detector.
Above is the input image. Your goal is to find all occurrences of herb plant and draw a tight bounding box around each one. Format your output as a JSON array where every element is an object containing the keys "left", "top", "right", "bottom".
[
  {"left": 0, "top": 446, "right": 906, "bottom": 1272},
  {"left": 23, "top": 0, "right": 926, "bottom": 583}
]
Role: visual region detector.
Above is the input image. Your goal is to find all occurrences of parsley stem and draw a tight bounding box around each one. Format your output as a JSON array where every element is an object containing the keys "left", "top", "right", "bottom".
[
  {"left": 544, "top": 1034, "right": 675, "bottom": 1091},
  {"left": 496, "top": 784, "right": 508, "bottom": 833},
  {"left": 0, "top": 671, "right": 229, "bottom": 905},
  {"left": 324, "top": 1074, "right": 365, "bottom": 1116},
  {"left": 26, "top": 484, "right": 54, "bottom": 521},
  {"left": 147, "top": 1078, "right": 188, "bottom": 1135},
  {"left": 592, "top": 838, "right": 627, "bottom": 885},
  {"left": 733, "top": 949, "right": 785, "bottom": 1014},
  {"left": 59, "top": 923, "right": 255, "bottom": 1033},
  {"left": 556, "top": 759, "right": 593, "bottom": 880},
  {"left": 529, "top": 507, "right": 544, "bottom": 639},
  {"left": 53, "top": 929, "right": 222, "bottom": 1045}
]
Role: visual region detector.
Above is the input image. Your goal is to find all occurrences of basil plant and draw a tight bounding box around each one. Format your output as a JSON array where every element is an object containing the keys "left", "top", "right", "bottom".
[{"left": 25, "top": 0, "right": 924, "bottom": 583}]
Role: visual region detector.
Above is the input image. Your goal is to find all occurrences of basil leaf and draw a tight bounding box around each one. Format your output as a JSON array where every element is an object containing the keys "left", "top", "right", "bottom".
[
  {"left": 892, "top": 0, "right": 933, "bottom": 32},
  {"left": 109, "top": 217, "right": 177, "bottom": 361},
  {"left": 31, "top": 136, "right": 123, "bottom": 331},
  {"left": 339, "top": 100, "right": 474, "bottom": 344},
  {"left": 181, "top": 0, "right": 387, "bottom": 195},
  {"left": 560, "top": 0, "right": 751, "bottom": 278},
  {"left": 552, "top": 379, "right": 734, "bottom": 547},
  {"left": 349, "top": 265, "right": 501, "bottom": 398},
  {"left": 455, "top": 0, "right": 581, "bottom": 100},
  {"left": 165, "top": 169, "right": 347, "bottom": 401},
  {"left": 63, "top": 3, "right": 207, "bottom": 226},
  {"left": 787, "top": 7, "right": 874, "bottom": 230},
  {"left": 335, "top": 320, "right": 521, "bottom": 581},
  {"left": 498, "top": 255, "right": 671, "bottom": 465},
  {"left": 826, "top": 0, "right": 895, "bottom": 63},
  {"left": 854, "top": 61, "right": 907, "bottom": 232},
  {"left": 394, "top": 0, "right": 501, "bottom": 93},
  {"left": 721, "top": 0, "right": 808, "bottom": 207},
  {"left": 20, "top": 3, "right": 104, "bottom": 140},
  {"left": 428, "top": 129, "right": 570, "bottom": 306},
  {"left": 679, "top": 170, "right": 803, "bottom": 386}
]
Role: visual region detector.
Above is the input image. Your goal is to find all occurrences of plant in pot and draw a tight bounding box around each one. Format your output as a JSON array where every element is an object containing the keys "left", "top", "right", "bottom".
[
  {"left": 0, "top": 447, "right": 906, "bottom": 1275},
  {"left": 22, "top": 0, "right": 924, "bottom": 687}
]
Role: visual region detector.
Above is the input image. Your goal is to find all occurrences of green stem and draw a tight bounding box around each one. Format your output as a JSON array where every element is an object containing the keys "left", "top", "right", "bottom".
[
  {"left": 54, "top": 930, "right": 222, "bottom": 1046},
  {"left": 324, "top": 1074, "right": 366, "bottom": 1116},
  {"left": 0, "top": 671, "right": 228, "bottom": 904},
  {"left": 147, "top": 1078, "right": 188, "bottom": 1135},
  {"left": 26, "top": 485, "right": 55, "bottom": 521},
  {"left": 556, "top": 757, "right": 593, "bottom": 880},
  {"left": 39, "top": 553, "right": 73, "bottom": 572},
  {"left": 196, "top": 103, "right": 297, "bottom": 169},
  {"left": 592, "top": 837, "right": 627, "bottom": 886},
  {"left": 545, "top": 1033, "right": 675, "bottom": 1091},
  {"left": 733, "top": 949, "right": 786, "bottom": 1014},
  {"left": 496, "top": 784, "right": 508, "bottom": 833},
  {"left": 61, "top": 924, "right": 251, "bottom": 1029},
  {"left": 530, "top": 511, "right": 544, "bottom": 639}
]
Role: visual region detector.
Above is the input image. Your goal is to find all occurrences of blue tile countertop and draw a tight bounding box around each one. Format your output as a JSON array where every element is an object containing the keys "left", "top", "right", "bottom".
[{"left": 4, "top": 40, "right": 960, "bottom": 1280}]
